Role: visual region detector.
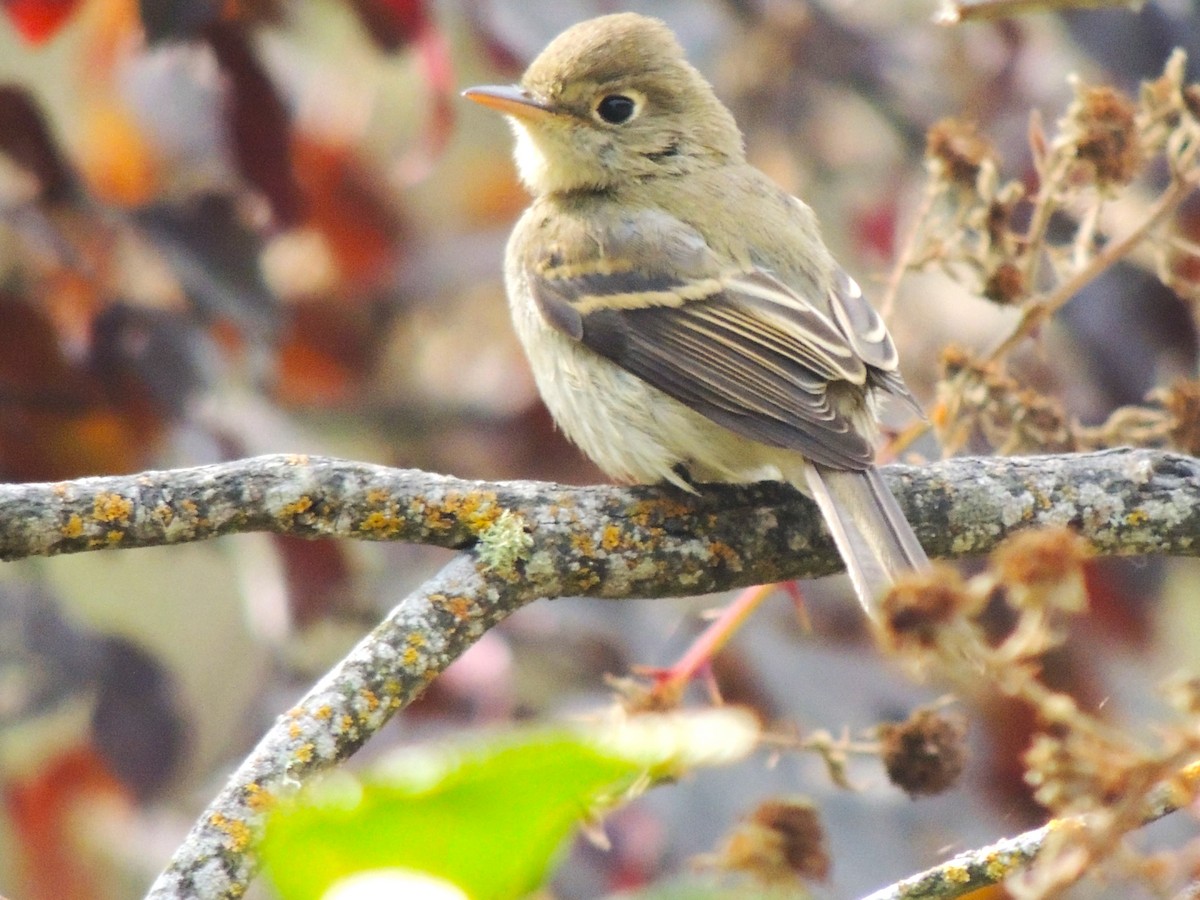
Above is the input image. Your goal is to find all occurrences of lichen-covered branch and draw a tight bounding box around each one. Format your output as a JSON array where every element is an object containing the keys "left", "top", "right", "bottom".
[
  {"left": 3, "top": 450, "right": 1200, "bottom": 599},
  {"left": 860, "top": 761, "right": 1200, "bottom": 899},
  {"left": 146, "top": 553, "right": 514, "bottom": 898}
]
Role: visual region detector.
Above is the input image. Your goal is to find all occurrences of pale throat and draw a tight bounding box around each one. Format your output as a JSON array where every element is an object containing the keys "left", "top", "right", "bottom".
[{"left": 508, "top": 119, "right": 592, "bottom": 196}]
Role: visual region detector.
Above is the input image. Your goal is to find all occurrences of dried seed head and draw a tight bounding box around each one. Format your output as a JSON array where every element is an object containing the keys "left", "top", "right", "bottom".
[
  {"left": 1161, "top": 671, "right": 1200, "bottom": 716},
  {"left": 1159, "top": 378, "right": 1200, "bottom": 456},
  {"left": 717, "top": 798, "right": 830, "bottom": 884},
  {"left": 991, "top": 527, "right": 1091, "bottom": 613},
  {"left": 1183, "top": 84, "right": 1200, "bottom": 121},
  {"left": 1064, "top": 85, "right": 1143, "bottom": 189},
  {"left": 983, "top": 260, "right": 1027, "bottom": 305},
  {"left": 880, "top": 564, "right": 973, "bottom": 652},
  {"left": 878, "top": 707, "right": 968, "bottom": 797},
  {"left": 926, "top": 117, "right": 997, "bottom": 189}
]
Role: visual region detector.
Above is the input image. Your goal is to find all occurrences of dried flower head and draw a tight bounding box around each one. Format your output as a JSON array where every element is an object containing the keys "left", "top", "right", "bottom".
[
  {"left": 1183, "top": 84, "right": 1200, "bottom": 122},
  {"left": 991, "top": 527, "right": 1091, "bottom": 613},
  {"left": 1162, "top": 672, "right": 1200, "bottom": 716},
  {"left": 1061, "top": 83, "right": 1143, "bottom": 189},
  {"left": 1156, "top": 378, "right": 1200, "bottom": 456},
  {"left": 926, "top": 117, "right": 998, "bottom": 189},
  {"left": 937, "top": 347, "right": 1077, "bottom": 455},
  {"left": 983, "top": 260, "right": 1027, "bottom": 305},
  {"left": 1140, "top": 49, "right": 1190, "bottom": 148},
  {"left": 878, "top": 706, "right": 968, "bottom": 797},
  {"left": 880, "top": 564, "right": 974, "bottom": 654},
  {"left": 1024, "top": 728, "right": 1147, "bottom": 814},
  {"left": 716, "top": 798, "right": 830, "bottom": 884}
]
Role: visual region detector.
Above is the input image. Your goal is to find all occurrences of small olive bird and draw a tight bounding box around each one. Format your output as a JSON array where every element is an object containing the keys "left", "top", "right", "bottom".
[{"left": 463, "top": 13, "right": 928, "bottom": 614}]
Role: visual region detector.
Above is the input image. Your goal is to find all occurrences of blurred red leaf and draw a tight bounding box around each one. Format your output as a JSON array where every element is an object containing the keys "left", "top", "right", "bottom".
[
  {"left": 2, "top": 0, "right": 82, "bottom": 45},
  {"left": 347, "top": 0, "right": 429, "bottom": 52},
  {"left": 4, "top": 745, "right": 126, "bottom": 900},
  {"left": 293, "top": 138, "right": 406, "bottom": 291},
  {"left": 0, "top": 296, "right": 165, "bottom": 480},
  {"left": 204, "top": 20, "right": 305, "bottom": 227},
  {"left": 274, "top": 535, "right": 354, "bottom": 629},
  {"left": 274, "top": 302, "right": 382, "bottom": 407}
]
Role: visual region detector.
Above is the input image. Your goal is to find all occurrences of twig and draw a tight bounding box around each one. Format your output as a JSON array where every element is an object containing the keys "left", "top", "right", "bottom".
[
  {"left": 983, "top": 164, "right": 1200, "bottom": 364},
  {"left": 859, "top": 761, "right": 1200, "bottom": 899},
  {"left": 936, "top": 0, "right": 1142, "bottom": 25},
  {"left": 878, "top": 181, "right": 942, "bottom": 321}
]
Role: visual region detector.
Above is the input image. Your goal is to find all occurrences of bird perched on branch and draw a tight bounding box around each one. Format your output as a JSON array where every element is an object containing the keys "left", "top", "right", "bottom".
[{"left": 464, "top": 12, "right": 928, "bottom": 614}]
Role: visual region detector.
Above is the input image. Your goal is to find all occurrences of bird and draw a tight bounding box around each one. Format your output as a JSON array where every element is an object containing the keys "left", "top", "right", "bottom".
[{"left": 463, "top": 12, "right": 928, "bottom": 615}]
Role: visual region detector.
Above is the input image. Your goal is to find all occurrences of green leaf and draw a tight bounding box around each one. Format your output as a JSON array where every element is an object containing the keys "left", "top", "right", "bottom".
[{"left": 261, "top": 709, "right": 758, "bottom": 900}]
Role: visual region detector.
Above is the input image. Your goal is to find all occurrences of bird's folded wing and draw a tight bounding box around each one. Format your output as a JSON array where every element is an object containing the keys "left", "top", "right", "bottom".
[{"left": 528, "top": 232, "right": 887, "bottom": 471}]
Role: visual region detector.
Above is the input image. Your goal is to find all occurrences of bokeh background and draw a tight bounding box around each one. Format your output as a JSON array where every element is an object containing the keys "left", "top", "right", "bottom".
[{"left": 1, "top": 0, "right": 1199, "bottom": 897}]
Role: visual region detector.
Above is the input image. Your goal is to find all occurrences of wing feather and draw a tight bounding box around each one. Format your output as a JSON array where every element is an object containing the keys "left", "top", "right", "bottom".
[{"left": 526, "top": 214, "right": 913, "bottom": 471}]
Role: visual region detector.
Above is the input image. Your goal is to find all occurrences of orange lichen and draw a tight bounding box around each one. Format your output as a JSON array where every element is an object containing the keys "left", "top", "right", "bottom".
[
  {"left": 244, "top": 782, "right": 274, "bottom": 813},
  {"left": 708, "top": 541, "right": 743, "bottom": 570},
  {"left": 361, "top": 690, "right": 379, "bottom": 712},
  {"left": 571, "top": 532, "right": 596, "bottom": 556},
  {"left": 360, "top": 511, "right": 401, "bottom": 537},
  {"left": 628, "top": 497, "right": 692, "bottom": 528},
  {"left": 433, "top": 594, "right": 473, "bottom": 621},
  {"left": 403, "top": 632, "right": 425, "bottom": 666},
  {"left": 210, "top": 813, "right": 253, "bottom": 852},
  {"left": 93, "top": 492, "right": 133, "bottom": 525},
  {"left": 601, "top": 524, "right": 623, "bottom": 551},
  {"left": 279, "top": 497, "right": 313, "bottom": 518},
  {"left": 442, "top": 491, "right": 503, "bottom": 533},
  {"left": 61, "top": 514, "right": 83, "bottom": 538},
  {"left": 314, "top": 705, "right": 333, "bottom": 720},
  {"left": 294, "top": 743, "right": 314, "bottom": 764}
]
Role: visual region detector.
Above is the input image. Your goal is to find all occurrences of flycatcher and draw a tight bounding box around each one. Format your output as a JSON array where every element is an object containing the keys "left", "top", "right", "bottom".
[{"left": 464, "top": 13, "right": 928, "bottom": 614}]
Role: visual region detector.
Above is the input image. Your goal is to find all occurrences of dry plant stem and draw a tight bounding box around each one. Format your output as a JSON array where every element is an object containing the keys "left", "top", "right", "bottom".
[
  {"left": 647, "top": 582, "right": 778, "bottom": 697},
  {"left": 878, "top": 181, "right": 941, "bottom": 321},
  {"left": 860, "top": 761, "right": 1200, "bottom": 900},
  {"left": 983, "top": 154, "right": 1200, "bottom": 365},
  {"left": 1020, "top": 154, "right": 1072, "bottom": 293},
  {"left": 936, "top": 0, "right": 1142, "bottom": 24}
]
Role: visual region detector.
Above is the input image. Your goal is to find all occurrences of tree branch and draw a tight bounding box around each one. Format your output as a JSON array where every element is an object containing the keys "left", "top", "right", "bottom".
[
  {"left": 4, "top": 449, "right": 1199, "bottom": 593},
  {"left": 145, "top": 553, "right": 506, "bottom": 898}
]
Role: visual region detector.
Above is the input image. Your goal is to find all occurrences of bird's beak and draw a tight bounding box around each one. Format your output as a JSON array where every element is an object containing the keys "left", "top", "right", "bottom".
[{"left": 462, "top": 85, "right": 556, "bottom": 120}]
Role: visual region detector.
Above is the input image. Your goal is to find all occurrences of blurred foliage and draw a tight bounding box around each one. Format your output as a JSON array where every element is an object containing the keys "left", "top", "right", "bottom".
[
  {"left": 3, "top": 0, "right": 1200, "bottom": 898},
  {"left": 260, "top": 710, "right": 758, "bottom": 900}
]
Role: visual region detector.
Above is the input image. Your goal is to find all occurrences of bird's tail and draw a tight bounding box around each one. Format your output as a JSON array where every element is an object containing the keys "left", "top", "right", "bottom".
[{"left": 802, "top": 462, "right": 929, "bottom": 616}]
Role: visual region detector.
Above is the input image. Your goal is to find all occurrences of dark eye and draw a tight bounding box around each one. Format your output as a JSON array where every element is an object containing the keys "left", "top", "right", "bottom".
[{"left": 595, "top": 94, "right": 637, "bottom": 124}]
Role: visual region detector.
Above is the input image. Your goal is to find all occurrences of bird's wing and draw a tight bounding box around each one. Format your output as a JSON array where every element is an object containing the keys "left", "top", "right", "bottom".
[{"left": 527, "top": 214, "right": 908, "bottom": 471}]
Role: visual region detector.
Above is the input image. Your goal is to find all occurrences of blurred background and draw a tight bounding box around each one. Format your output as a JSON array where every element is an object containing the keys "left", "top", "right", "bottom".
[{"left": 1, "top": 0, "right": 1199, "bottom": 897}]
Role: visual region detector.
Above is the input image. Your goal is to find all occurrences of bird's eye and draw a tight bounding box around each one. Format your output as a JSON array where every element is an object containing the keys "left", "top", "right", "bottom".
[{"left": 595, "top": 94, "right": 638, "bottom": 124}]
